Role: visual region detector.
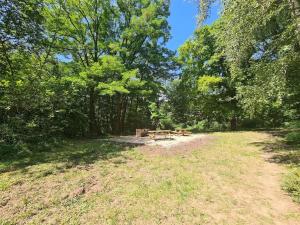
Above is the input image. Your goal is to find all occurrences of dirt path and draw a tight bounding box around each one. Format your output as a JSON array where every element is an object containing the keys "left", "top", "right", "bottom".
[
  {"left": 257, "top": 152, "right": 300, "bottom": 224},
  {"left": 207, "top": 132, "right": 300, "bottom": 225}
]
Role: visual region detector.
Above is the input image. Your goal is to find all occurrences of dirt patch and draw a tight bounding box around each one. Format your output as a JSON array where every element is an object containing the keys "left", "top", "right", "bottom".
[
  {"left": 260, "top": 152, "right": 300, "bottom": 214},
  {"left": 139, "top": 135, "right": 214, "bottom": 156}
]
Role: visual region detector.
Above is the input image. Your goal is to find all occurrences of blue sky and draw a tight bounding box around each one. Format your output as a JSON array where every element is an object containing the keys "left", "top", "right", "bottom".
[{"left": 167, "top": 0, "right": 220, "bottom": 51}]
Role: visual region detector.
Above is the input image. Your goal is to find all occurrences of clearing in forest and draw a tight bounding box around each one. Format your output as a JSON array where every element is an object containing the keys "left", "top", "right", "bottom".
[{"left": 0, "top": 132, "right": 299, "bottom": 224}]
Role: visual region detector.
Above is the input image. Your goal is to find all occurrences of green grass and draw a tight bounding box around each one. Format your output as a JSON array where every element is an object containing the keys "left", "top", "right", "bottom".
[
  {"left": 283, "top": 168, "right": 300, "bottom": 203},
  {"left": 271, "top": 130, "right": 300, "bottom": 203},
  {"left": 0, "top": 132, "right": 299, "bottom": 224}
]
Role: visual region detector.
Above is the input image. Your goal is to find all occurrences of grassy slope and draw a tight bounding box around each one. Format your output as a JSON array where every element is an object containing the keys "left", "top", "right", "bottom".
[{"left": 0, "top": 132, "right": 299, "bottom": 225}]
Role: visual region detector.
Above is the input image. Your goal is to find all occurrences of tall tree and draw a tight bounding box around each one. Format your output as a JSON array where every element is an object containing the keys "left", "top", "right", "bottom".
[
  {"left": 174, "top": 23, "right": 238, "bottom": 129},
  {"left": 196, "top": 0, "right": 300, "bottom": 124},
  {"left": 44, "top": 0, "right": 174, "bottom": 135},
  {"left": 197, "top": 0, "right": 300, "bottom": 45}
]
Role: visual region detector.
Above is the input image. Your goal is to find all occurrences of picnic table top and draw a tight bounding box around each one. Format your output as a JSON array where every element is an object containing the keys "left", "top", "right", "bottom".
[{"left": 148, "top": 130, "right": 172, "bottom": 133}]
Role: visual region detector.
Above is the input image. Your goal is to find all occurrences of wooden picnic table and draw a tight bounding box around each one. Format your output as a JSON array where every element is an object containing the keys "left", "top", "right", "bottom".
[
  {"left": 148, "top": 130, "right": 172, "bottom": 139},
  {"left": 175, "top": 129, "right": 192, "bottom": 136}
]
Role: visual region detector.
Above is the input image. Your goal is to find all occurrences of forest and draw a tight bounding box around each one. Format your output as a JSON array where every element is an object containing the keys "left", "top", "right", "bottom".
[
  {"left": 1, "top": 0, "right": 299, "bottom": 145},
  {"left": 0, "top": 0, "right": 300, "bottom": 224}
]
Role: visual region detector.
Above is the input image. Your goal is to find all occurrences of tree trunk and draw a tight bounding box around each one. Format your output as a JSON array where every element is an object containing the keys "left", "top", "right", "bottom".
[
  {"left": 88, "top": 87, "right": 97, "bottom": 137},
  {"left": 289, "top": 0, "right": 300, "bottom": 46},
  {"left": 120, "top": 96, "right": 128, "bottom": 134},
  {"left": 230, "top": 116, "right": 237, "bottom": 131},
  {"left": 113, "top": 94, "right": 122, "bottom": 135}
]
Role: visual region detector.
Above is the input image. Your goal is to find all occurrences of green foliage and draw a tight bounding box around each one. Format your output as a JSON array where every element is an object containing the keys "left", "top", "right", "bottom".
[
  {"left": 198, "top": 75, "right": 223, "bottom": 93},
  {"left": 1, "top": 0, "right": 299, "bottom": 149},
  {"left": 171, "top": 24, "right": 238, "bottom": 130},
  {"left": 1, "top": 0, "right": 176, "bottom": 145},
  {"left": 149, "top": 102, "right": 175, "bottom": 130},
  {"left": 168, "top": 0, "right": 300, "bottom": 130},
  {"left": 217, "top": 0, "right": 300, "bottom": 122},
  {"left": 285, "top": 120, "right": 300, "bottom": 145},
  {"left": 282, "top": 121, "right": 300, "bottom": 203},
  {"left": 286, "top": 131, "right": 300, "bottom": 144},
  {"left": 77, "top": 56, "right": 141, "bottom": 96},
  {"left": 186, "top": 121, "right": 207, "bottom": 133},
  {"left": 166, "top": 79, "right": 195, "bottom": 125}
]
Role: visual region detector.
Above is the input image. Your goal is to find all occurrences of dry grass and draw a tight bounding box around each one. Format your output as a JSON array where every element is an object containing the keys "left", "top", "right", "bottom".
[{"left": 0, "top": 132, "right": 299, "bottom": 224}]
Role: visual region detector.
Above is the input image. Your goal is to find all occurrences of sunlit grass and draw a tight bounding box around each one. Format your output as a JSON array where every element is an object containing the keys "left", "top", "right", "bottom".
[{"left": 0, "top": 132, "right": 299, "bottom": 224}]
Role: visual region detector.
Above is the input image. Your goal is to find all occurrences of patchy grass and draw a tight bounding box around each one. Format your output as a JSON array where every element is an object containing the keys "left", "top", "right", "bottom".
[
  {"left": 261, "top": 129, "right": 300, "bottom": 203},
  {"left": 0, "top": 132, "right": 300, "bottom": 225},
  {"left": 283, "top": 168, "right": 300, "bottom": 203}
]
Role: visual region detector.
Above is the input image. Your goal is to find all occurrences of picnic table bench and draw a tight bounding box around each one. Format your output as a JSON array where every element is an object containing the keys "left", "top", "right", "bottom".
[
  {"left": 136, "top": 128, "right": 192, "bottom": 140},
  {"left": 175, "top": 129, "right": 192, "bottom": 136},
  {"left": 148, "top": 130, "right": 172, "bottom": 139}
]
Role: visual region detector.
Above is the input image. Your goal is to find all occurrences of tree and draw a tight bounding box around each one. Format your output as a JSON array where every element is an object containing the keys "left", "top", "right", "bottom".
[
  {"left": 218, "top": 0, "right": 300, "bottom": 124},
  {"left": 198, "top": 0, "right": 300, "bottom": 42},
  {"left": 195, "top": 0, "right": 300, "bottom": 126},
  {"left": 173, "top": 23, "right": 238, "bottom": 129},
  {"left": 44, "top": 0, "right": 174, "bottom": 135},
  {"left": 0, "top": 0, "right": 58, "bottom": 145}
]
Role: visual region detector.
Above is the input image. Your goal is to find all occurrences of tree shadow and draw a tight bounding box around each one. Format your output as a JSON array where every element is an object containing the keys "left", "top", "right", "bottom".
[
  {"left": 250, "top": 130, "right": 300, "bottom": 166},
  {"left": 0, "top": 139, "right": 143, "bottom": 174},
  {"left": 153, "top": 137, "right": 175, "bottom": 141}
]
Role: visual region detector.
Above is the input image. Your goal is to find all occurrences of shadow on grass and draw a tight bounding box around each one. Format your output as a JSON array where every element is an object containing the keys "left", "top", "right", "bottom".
[
  {"left": 0, "top": 139, "right": 143, "bottom": 174},
  {"left": 250, "top": 130, "right": 300, "bottom": 166}
]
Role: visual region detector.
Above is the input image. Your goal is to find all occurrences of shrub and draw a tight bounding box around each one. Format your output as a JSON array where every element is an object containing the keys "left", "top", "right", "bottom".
[
  {"left": 284, "top": 120, "right": 300, "bottom": 144},
  {"left": 285, "top": 131, "right": 300, "bottom": 144},
  {"left": 240, "top": 118, "right": 264, "bottom": 129},
  {"left": 283, "top": 169, "right": 300, "bottom": 203},
  {"left": 160, "top": 116, "right": 176, "bottom": 130},
  {"left": 285, "top": 120, "right": 300, "bottom": 129},
  {"left": 209, "top": 121, "right": 224, "bottom": 131},
  {"left": 187, "top": 120, "right": 207, "bottom": 133}
]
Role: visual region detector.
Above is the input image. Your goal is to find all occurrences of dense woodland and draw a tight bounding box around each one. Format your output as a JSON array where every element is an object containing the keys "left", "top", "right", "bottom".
[{"left": 0, "top": 0, "right": 299, "bottom": 148}]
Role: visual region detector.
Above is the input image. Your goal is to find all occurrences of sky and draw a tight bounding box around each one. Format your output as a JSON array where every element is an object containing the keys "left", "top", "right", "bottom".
[{"left": 167, "top": 0, "right": 220, "bottom": 51}]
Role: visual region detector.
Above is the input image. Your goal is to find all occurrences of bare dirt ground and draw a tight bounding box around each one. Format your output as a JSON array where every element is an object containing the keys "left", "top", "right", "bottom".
[
  {"left": 256, "top": 152, "right": 300, "bottom": 225},
  {"left": 139, "top": 134, "right": 213, "bottom": 156},
  {"left": 106, "top": 134, "right": 208, "bottom": 149},
  {"left": 107, "top": 134, "right": 213, "bottom": 156}
]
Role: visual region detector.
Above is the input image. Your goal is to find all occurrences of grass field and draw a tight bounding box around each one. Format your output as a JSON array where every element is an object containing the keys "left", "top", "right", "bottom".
[{"left": 0, "top": 132, "right": 300, "bottom": 225}]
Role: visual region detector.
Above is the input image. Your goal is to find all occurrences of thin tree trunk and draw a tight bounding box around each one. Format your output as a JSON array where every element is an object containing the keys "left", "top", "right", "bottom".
[
  {"left": 289, "top": 0, "right": 300, "bottom": 46},
  {"left": 113, "top": 94, "right": 122, "bottom": 135},
  {"left": 120, "top": 96, "right": 128, "bottom": 134},
  {"left": 230, "top": 116, "right": 237, "bottom": 130},
  {"left": 88, "top": 87, "right": 97, "bottom": 136}
]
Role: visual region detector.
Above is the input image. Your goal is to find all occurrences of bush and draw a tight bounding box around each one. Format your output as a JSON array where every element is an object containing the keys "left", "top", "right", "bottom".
[
  {"left": 285, "top": 131, "right": 300, "bottom": 144},
  {"left": 187, "top": 120, "right": 207, "bottom": 133},
  {"left": 240, "top": 118, "right": 264, "bottom": 129},
  {"left": 283, "top": 169, "right": 300, "bottom": 203},
  {"left": 0, "top": 124, "right": 18, "bottom": 145},
  {"left": 160, "top": 116, "right": 176, "bottom": 130},
  {"left": 284, "top": 120, "right": 300, "bottom": 144},
  {"left": 209, "top": 121, "right": 225, "bottom": 131},
  {"left": 186, "top": 120, "right": 229, "bottom": 132},
  {"left": 284, "top": 120, "right": 300, "bottom": 129}
]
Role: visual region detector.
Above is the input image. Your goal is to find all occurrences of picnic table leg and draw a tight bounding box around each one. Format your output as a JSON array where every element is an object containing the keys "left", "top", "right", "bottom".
[{"left": 150, "top": 133, "right": 156, "bottom": 140}]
